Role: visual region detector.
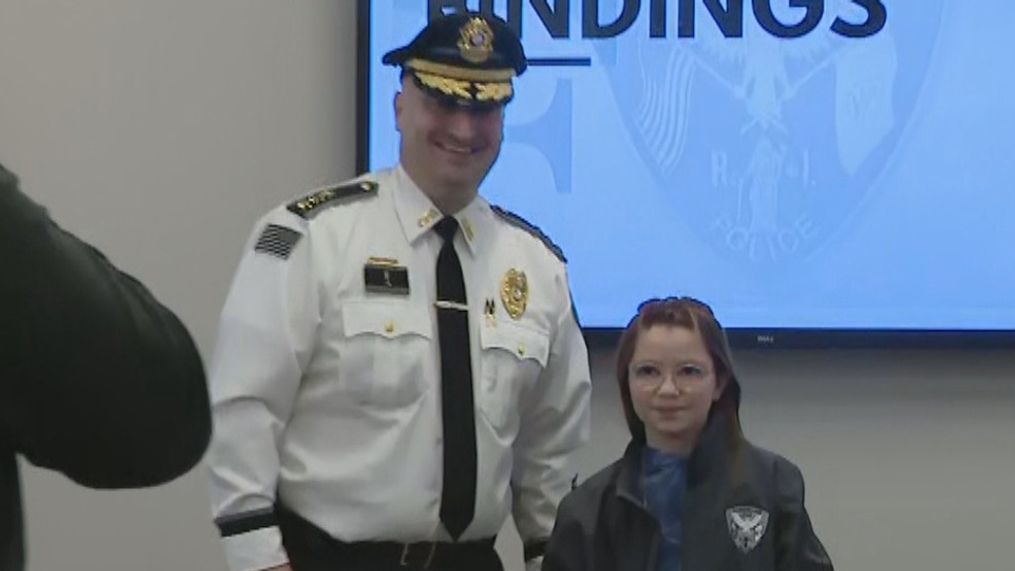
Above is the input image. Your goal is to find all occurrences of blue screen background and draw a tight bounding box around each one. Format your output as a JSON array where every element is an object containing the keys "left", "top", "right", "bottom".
[{"left": 368, "top": 1, "right": 1015, "bottom": 329}]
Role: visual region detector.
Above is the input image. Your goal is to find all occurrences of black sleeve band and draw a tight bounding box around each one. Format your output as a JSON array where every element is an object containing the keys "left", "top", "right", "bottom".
[{"left": 215, "top": 507, "right": 277, "bottom": 537}]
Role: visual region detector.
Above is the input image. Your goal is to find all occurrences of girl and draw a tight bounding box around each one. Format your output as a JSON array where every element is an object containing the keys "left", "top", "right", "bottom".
[{"left": 544, "top": 297, "right": 832, "bottom": 571}]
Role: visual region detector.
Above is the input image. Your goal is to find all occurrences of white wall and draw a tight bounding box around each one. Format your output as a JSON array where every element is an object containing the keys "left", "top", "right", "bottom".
[
  {"left": 1, "top": 2, "right": 1013, "bottom": 570},
  {"left": 1, "top": 2, "right": 355, "bottom": 570}
]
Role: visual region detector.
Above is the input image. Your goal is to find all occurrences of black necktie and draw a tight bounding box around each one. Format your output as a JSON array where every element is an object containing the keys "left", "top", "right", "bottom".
[{"left": 434, "top": 217, "right": 477, "bottom": 540}]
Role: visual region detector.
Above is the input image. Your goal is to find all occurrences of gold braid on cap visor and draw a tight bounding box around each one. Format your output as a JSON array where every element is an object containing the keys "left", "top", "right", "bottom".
[
  {"left": 413, "top": 71, "right": 513, "bottom": 103},
  {"left": 475, "top": 81, "right": 513, "bottom": 102},
  {"left": 405, "top": 58, "right": 516, "bottom": 82}
]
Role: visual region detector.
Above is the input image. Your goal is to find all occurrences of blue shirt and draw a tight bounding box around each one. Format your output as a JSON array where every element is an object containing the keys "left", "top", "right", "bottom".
[{"left": 642, "top": 447, "right": 689, "bottom": 571}]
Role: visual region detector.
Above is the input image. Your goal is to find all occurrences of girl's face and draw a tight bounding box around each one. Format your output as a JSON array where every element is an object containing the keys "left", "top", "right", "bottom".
[{"left": 627, "top": 325, "right": 726, "bottom": 453}]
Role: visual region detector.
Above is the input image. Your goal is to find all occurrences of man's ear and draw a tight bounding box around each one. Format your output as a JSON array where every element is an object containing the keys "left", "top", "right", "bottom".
[{"left": 393, "top": 91, "right": 403, "bottom": 133}]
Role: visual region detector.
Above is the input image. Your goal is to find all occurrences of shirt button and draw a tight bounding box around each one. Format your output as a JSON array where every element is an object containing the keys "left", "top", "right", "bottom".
[
  {"left": 517, "top": 343, "right": 525, "bottom": 356},
  {"left": 384, "top": 321, "right": 395, "bottom": 334}
]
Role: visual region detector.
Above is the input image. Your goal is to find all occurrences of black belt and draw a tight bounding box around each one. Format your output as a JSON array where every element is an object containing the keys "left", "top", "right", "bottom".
[
  {"left": 334, "top": 538, "right": 494, "bottom": 569},
  {"left": 277, "top": 504, "right": 498, "bottom": 570}
]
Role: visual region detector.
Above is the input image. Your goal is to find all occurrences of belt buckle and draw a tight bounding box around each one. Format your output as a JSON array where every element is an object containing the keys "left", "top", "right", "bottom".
[{"left": 400, "top": 541, "right": 437, "bottom": 569}]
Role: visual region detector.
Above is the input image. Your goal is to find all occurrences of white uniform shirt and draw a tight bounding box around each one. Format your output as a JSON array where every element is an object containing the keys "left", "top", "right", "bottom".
[{"left": 207, "top": 166, "right": 591, "bottom": 571}]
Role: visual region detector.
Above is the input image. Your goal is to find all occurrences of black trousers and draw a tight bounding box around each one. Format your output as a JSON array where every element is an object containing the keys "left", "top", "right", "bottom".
[{"left": 277, "top": 505, "right": 504, "bottom": 571}]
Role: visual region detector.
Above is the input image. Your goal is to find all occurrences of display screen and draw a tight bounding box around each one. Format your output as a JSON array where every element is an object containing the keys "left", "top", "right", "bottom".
[{"left": 360, "top": 1, "right": 1015, "bottom": 346}]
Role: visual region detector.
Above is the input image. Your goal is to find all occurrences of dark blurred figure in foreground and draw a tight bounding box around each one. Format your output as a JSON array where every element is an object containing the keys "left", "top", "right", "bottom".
[{"left": 0, "top": 163, "right": 211, "bottom": 571}]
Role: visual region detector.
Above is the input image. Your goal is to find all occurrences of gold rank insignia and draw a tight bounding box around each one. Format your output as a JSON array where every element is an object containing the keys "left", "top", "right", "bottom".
[
  {"left": 417, "top": 208, "right": 439, "bottom": 228},
  {"left": 500, "top": 268, "right": 528, "bottom": 320},
  {"left": 461, "top": 217, "right": 475, "bottom": 241}
]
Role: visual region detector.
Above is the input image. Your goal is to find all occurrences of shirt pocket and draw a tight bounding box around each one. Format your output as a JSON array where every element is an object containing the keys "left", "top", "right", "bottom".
[
  {"left": 338, "top": 299, "right": 432, "bottom": 408},
  {"left": 478, "top": 320, "right": 550, "bottom": 431}
]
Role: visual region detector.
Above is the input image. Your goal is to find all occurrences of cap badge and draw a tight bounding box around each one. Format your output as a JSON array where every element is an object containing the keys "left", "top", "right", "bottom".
[
  {"left": 500, "top": 268, "right": 528, "bottom": 320},
  {"left": 458, "top": 17, "right": 494, "bottom": 64}
]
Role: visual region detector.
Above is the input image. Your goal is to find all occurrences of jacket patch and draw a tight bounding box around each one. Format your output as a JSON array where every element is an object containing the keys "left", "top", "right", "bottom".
[
  {"left": 254, "top": 224, "right": 302, "bottom": 259},
  {"left": 726, "top": 505, "right": 769, "bottom": 553}
]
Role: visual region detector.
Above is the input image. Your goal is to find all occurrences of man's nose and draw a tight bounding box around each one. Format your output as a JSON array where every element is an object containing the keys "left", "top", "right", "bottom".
[{"left": 444, "top": 108, "right": 480, "bottom": 139}]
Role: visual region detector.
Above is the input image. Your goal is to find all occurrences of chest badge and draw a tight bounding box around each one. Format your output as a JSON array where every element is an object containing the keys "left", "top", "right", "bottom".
[
  {"left": 726, "top": 506, "right": 769, "bottom": 554},
  {"left": 500, "top": 268, "right": 528, "bottom": 320}
]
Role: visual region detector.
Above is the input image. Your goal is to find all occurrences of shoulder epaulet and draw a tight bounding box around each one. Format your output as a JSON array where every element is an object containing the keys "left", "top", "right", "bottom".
[
  {"left": 286, "top": 179, "right": 377, "bottom": 219},
  {"left": 491, "top": 205, "right": 566, "bottom": 263}
]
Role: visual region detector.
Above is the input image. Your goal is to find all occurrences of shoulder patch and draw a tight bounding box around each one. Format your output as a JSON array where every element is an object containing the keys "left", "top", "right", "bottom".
[
  {"left": 286, "top": 180, "right": 377, "bottom": 219},
  {"left": 491, "top": 205, "right": 566, "bottom": 263}
]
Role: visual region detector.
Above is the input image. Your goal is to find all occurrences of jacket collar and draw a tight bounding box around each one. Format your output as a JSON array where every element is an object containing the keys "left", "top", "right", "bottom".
[{"left": 614, "top": 409, "right": 743, "bottom": 505}]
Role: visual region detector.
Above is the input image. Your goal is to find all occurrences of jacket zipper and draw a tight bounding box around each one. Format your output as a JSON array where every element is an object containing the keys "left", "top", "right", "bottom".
[{"left": 619, "top": 491, "right": 662, "bottom": 571}]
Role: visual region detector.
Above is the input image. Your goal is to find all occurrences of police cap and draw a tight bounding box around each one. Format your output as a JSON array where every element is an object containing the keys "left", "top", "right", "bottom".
[{"left": 382, "top": 11, "right": 527, "bottom": 108}]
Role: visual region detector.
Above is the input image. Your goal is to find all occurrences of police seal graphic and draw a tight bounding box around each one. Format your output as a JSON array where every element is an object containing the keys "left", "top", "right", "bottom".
[
  {"left": 726, "top": 505, "right": 769, "bottom": 553},
  {"left": 596, "top": 1, "right": 945, "bottom": 264}
]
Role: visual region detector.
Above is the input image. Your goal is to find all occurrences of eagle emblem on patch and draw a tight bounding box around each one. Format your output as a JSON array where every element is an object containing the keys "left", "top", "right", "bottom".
[{"left": 726, "top": 506, "right": 769, "bottom": 554}]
